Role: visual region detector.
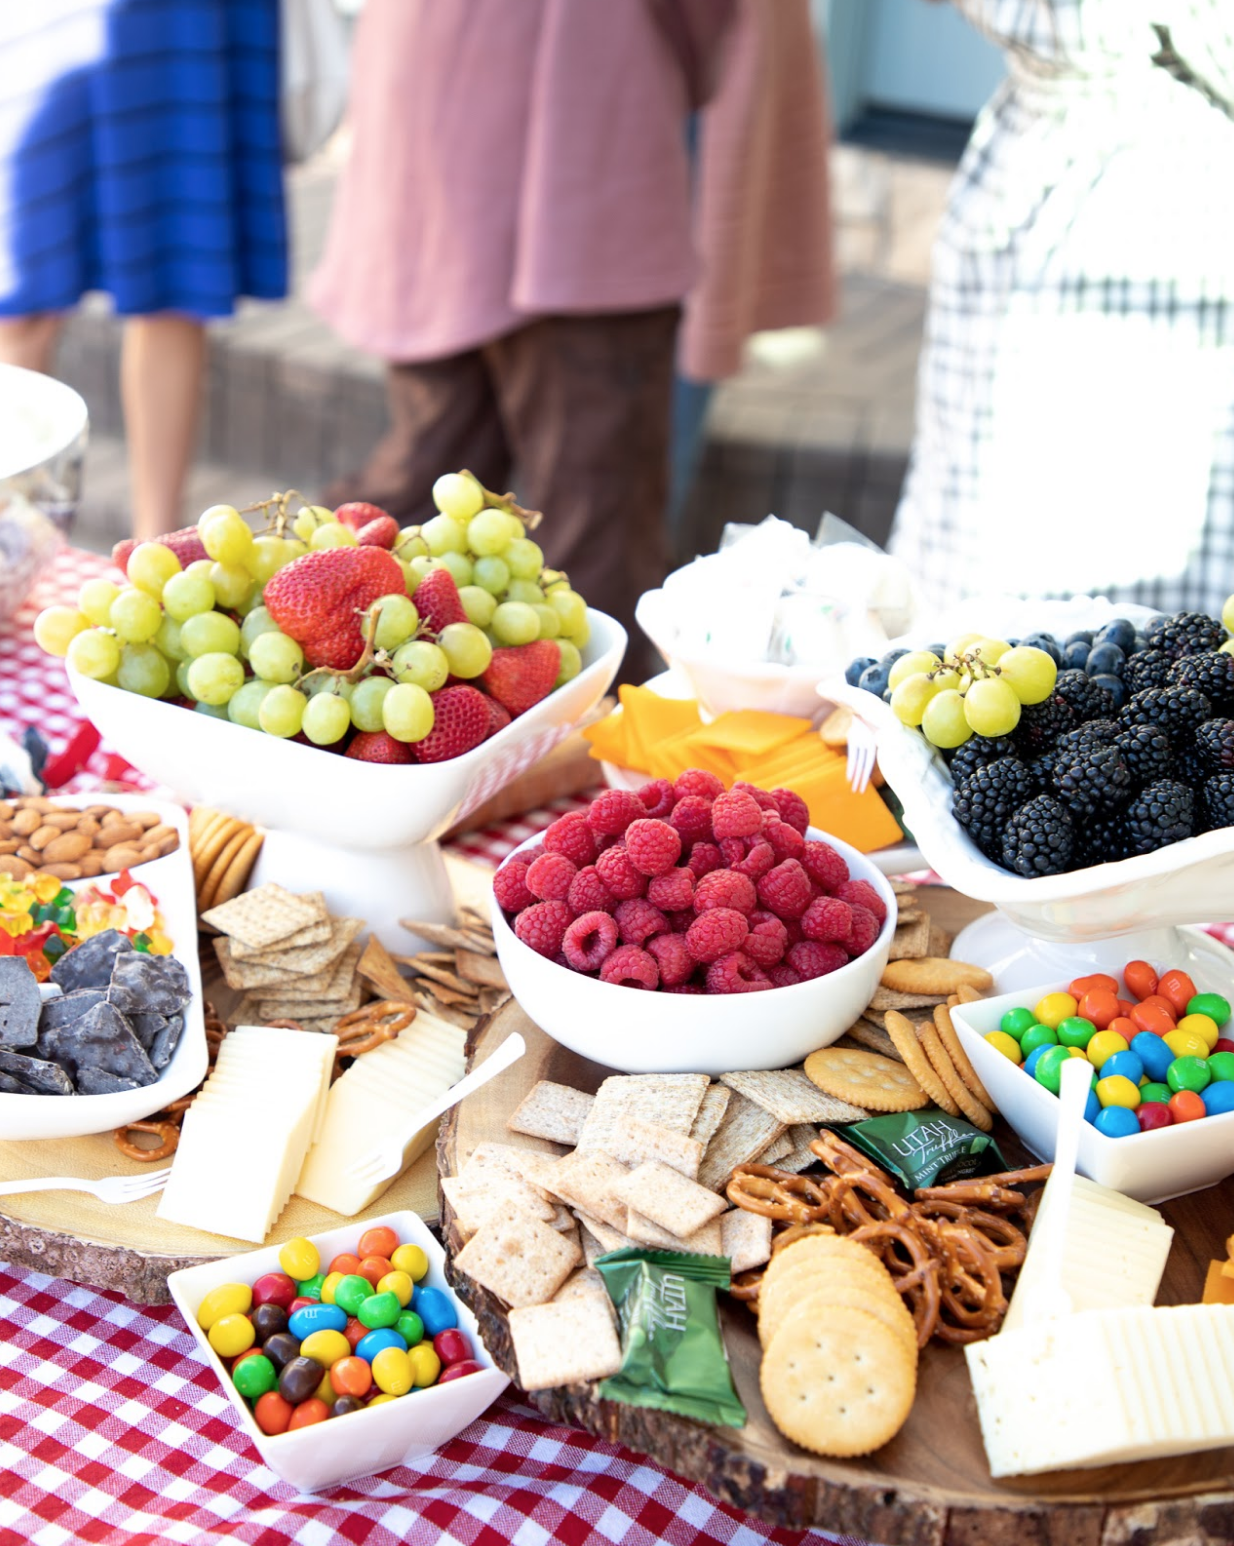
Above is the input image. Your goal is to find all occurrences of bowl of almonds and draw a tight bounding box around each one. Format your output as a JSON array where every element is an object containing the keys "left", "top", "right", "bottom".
[{"left": 0, "top": 796, "right": 180, "bottom": 886}]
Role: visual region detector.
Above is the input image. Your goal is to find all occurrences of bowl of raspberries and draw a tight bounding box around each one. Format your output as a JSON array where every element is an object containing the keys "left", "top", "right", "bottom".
[{"left": 490, "top": 770, "right": 895, "bottom": 1074}]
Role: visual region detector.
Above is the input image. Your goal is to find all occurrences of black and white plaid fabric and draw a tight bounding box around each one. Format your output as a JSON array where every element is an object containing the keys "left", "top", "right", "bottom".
[{"left": 891, "top": 2, "right": 1234, "bottom": 617}]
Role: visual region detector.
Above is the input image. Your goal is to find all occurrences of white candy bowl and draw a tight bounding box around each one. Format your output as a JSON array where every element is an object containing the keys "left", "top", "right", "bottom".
[
  {"left": 491, "top": 829, "right": 895, "bottom": 1075},
  {"left": 68, "top": 610, "right": 626, "bottom": 949}
]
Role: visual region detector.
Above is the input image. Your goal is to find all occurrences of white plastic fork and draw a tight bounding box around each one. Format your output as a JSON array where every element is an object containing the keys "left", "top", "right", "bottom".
[
  {"left": 344, "top": 1031, "right": 527, "bottom": 1188},
  {"left": 0, "top": 1167, "right": 172, "bottom": 1203},
  {"left": 1024, "top": 1053, "right": 1092, "bottom": 1325},
  {"left": 845, "top": 716, "right": 878, "bottom": 793}
]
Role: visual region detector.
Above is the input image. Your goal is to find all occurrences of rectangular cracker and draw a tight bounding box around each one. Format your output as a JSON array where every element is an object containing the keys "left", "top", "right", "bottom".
[
  {"left": 500, "top": 1147, "right": 567, "bottom": 1199},
  {"left": 599, "top": 1118, "right": 703, "bottom": 1179},
  {"left": 455, "top": 948, "right": 508, "bottom": 990},
  {"left": 774, "top": 1125, "right": 823, "bottom": 1174},
  {"left": 868, "top": 983, "right": 947, "bottom": 1012},
  {"left": 697, "top": 1091, "right": 786, "bottom": 1192},
  {"left": 202, "top": 884, "right": 325, "bottom": 951},
  {"left": 455, "top": 1212, "right": 581, "bottom": 1308},
  {"left": 720, "top": 1068, "right": 869, "bottom": 1125},
  {"left": 213, "top": 929, "right": 359, "bottom": 991},
  {"left": 615, "top": 1161, "right": 729, "bottom": 1239},
  {"left": 253, "top": 978, "right": 363, "bottom": 1022},
  {"left": 721, "top": 1209, "right": 773, "bottom": 1274},
  {"left": 576, "top": 1213, "right": 636, "bottom": 1257},
  {"left": 439, "top": 1172, "right": 556, "bottom": 1236},
  {"left": 625, "top": 1210, "right": 724, "bottom": 1255},
  {"left": 688, "top": 1083, "right": 732, "bottom": 1148},
  {"left": 552, "top": 1267, "right": 616, "bottom": 1321},
  {"left": 927, "top": 921, "right": 954, "bottom": 958},
  {"left": 888, "top": 913, "right": 932, "bottom": 962},
  {"left": 459, "top": 1142, "right": 558, "bottom": 1201},
  {"left": 507, "top": 1297, "right": 622, "bottom": 1390},
  {"left": 231, "top": 916, "right": 362, "bottom": 977},
  {"left": 757, "top": 1131, "right": 794, "bottom": 1164},
  {"left": 244, "top": 941, "right": 361, "bottom": 1003},
  {"left": 507, "top": 1081, "right": 594, "bottom": 1147},
  {"left": 576, "top": 1074, "right": 710, "bottom": 1154},
  {"left": 548, "top": 1150, "right": 631, "bottom": 1233}
]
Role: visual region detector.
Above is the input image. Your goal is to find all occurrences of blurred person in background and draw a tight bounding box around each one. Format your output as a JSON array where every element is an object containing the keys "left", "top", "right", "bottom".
[
  {"left": 890, "top": 2, "right": 1234, "bottom": 615},
  {"left": 311, "top": 0, "right": 833, "bottom": 681},
  {"left": 0, "top": 1, "right": 288, "bottom": 541}
]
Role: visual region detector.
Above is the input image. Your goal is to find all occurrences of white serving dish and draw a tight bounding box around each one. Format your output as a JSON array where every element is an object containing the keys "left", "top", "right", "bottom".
[
  {"left": 168, "top": 1209, "right": 508, "bottom": 1492},
  {"left": 951, "top": 956, "right": 1234, "bottom": 1203},
  {"left": 1, "top": 792, "right": 207, "bottom": 1140},
  {"left": 491, "top": 829, "right": 895, "bottom": 1075}
]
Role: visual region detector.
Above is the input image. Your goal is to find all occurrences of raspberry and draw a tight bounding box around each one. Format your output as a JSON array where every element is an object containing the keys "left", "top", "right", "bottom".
[
  {"left": 743, "top": 909, "right": 789, "bottom": 967},
  {"left": 670, "top": 795, "right": 714, "bottom": 847},
  {"left": 493, "top": 859, "right": 535, "bottom": 914},
  {"left": 636, "top": 779, "right": 675, "bottom": 819},
  {"left": 686, "top": 841, "right": 723, "bottom": 878},
  {"left": 543, "top": 811, "right": 597, "bottom": 867},
  {"left": 801, "top": 896, "right": 852, "bottom": 943},
  {"left": 768, "top": 963, "right": 802, "bottom": 988},
  {"left": 694, "top": 869, "right": 758, "bottom": 915},
  {"left": 711, "top": 789, "right": 763, "bottom": 840},
  {"left": 647, "top": 931, "right": 695, "bottom": 987},
  {"left": 770, "top": 788, "right": 810, "bottom": 834},
  {"left": 562, "top": 911, "right": 619, "bottom": 971},
  {"left": 674, "top": 768, "right": 724, "bottom": 801},
  {"left": 706, "top": 952, "right": 772, "bottom": 993},
  {"left": 514, "top": 900, "right": 573, "bottom": 957},
  {"left": 782, "top": 918, "right": 805, "bottom": 947},
  {"left": 567, "top": 864, "right": 617, "bottom": 915},
  {"left": 685, "top": 907, "right": 749, "bottom": 963},
  {"left": 624, "top": 818, "right": 683, "bottom": 876},
  {"left": 786, "top": 940, "right": 848, "bottom": 980},
  {"left": 525, "top": 851, "right": 577, "bottom": 901},
  {"left": 834, "top": 879, "right": 887, "bottom": 926},
  {"left": 599, "top": 944, "right": 659, "bottom": 989},
  {"left": 757, "top": 859, "right": 813, "bottom": 920},
  {"left": 614, "top": 897, "right": 670, "bottom": 946},
  {"left": 763, "top": 817, "right": 805, "bottom": 861},
  {"left": 594, "top": 844, "right": 648, "bottom": 900},
  {"left": 519, "top": 844, "right": 546, "bottom": 865},
  {"left": 647, "top": 867, "right": 694, "bottom": 911},
  {"left": 666, "top": 910, "right": 695, "bottom": 933},
  {"left": 732, "top": 781, "right": 778, "bottom": 811},
  {"left": 843, "top": 903, "right": 880, "bottom": 956},
  {"left": 666, "top": 982, "right": 705, "bottom": 994},
  {"left": 586, "top": 787, "right": 645, "bottom": 837},
  {"left": 723, "top": 837, "right": 775, "bottom": 880},
  {"left": 801, "top": 841, "right": 849, "bottom": 893}
]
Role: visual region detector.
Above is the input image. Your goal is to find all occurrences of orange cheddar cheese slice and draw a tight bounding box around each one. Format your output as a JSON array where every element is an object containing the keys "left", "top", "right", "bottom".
[{"left": 688, "top": 709, "right": 815, "bottom": 758}]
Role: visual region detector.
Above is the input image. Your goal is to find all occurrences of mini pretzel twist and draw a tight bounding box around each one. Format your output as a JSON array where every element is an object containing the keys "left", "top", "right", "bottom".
[
  {"left": 334, "top": 1000, "right": 416, "bottom": 1057},
  {"left": 114, "top": 1119, "right": 180, "bottom": 1163}
]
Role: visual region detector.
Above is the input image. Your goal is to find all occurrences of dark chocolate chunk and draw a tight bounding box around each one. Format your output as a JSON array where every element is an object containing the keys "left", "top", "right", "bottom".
[
  {"left": 0, "top": 1071, "right": 28, "bottom": 1093},
  {"left": 50, "top": 929, "right": 133, "bottom": 993},
  {"left": 0, "top": 1047, "right": 75, "bottom": 1095},
  {"left": 40, "top": 1001, "right": 157, "bottom": 1086},
  {"left": 0, "top": 957, "right": 41, "bottom": 1048},
  {"left": 75, "top": 1064, "right": 142, "bottom": 1095},
  {"left": 39, "top": 988, "right": 106, "bottom": 1036},
  {"left": 128, "top": 1011, "right": 166, "bottom": 1052},
  {"left": 107, "top": 951, "right": 191, "bottom": 1017},
  {"left": 148, "top": 1012, "right": 185, "bottom": 1071}
]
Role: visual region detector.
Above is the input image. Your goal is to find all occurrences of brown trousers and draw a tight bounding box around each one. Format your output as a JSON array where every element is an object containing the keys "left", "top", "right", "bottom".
[{"left": 328, "top": 308, "right": 681, "bottom": 684}]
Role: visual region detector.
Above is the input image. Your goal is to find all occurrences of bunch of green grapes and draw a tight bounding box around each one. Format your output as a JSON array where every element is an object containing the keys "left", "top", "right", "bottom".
[{"left": 887, "top": 634, "right": 1057, "bottom": 749}]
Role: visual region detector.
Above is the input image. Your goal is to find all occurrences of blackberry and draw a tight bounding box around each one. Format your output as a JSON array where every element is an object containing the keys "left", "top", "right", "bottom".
[
  {"left": 1195, "top": 718, "right": 1234, "bottom": 774},
  {"left": 1052, "top": 721, "right": 1119, "bottom": 762},
  {"left": 1145, "top": 611, "right": 1226, "bottom": 661},
  {"left": 1123, "top": 648, "right": 1171, "bottom": 695},
  {"left": 1174, "top": 736, "right": 1208, "bottom": 789},
  {"left": 1119, "top": 686, "right": 1212, "bottom": 746},
  {"left": 1000, "top": 796, "right": 1074, "bottom": 877},
  {"left": 1122, "top": 779, "right": 1195, "bottom": 855},
  {"left": 1077, "top": 809, "right": 1129, "bottom": 867},
  {"left": 1027, "top": 750, "right": 1061, "bottom": 793},
  {"left": 947, "top": 735, "right": 1016, "bottom": 787},
  {"left": 1114, "top": 723, "right": 1174, "bottom": 786},
  {"left": 1052, "top": 741, "right": 1134, "bottom": 817},
  {"left": 952, "top": 758, "right": 1037, "bottom": 858},
  {"left": 1011, "top": 694, "right": 1076, "bottom": 756},
  {"left": 1201, "top": 773, "right": 1234, "bottom": 830},
  {"left": 1167, "top": 652, "right": 1234, "bottom": 714},
  {"left": 1052, "top": 669, "right": 1115, "bottom": 723}
]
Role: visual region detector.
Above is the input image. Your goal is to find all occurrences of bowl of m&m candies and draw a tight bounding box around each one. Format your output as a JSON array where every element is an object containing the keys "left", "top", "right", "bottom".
[
  {"left": 168, "top": 1211, "right": 508, "bottom": 1491},
  {"left": 950, "top": 962, "right": 1234, "bottom": 1204}
]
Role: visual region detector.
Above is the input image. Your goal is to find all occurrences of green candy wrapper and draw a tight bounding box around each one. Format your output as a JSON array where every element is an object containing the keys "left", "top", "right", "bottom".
[
  {"left": 832, "top": 1109, "right": 1009, "bottom": 1190},
  {"left": 594, "top": 1249, "right": 746, "bottom": 1427}
]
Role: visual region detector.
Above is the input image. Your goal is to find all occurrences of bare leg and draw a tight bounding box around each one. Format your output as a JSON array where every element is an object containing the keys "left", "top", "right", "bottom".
[
  {"left": 0, "top": 313, "right": 64, "bottom": 374},
  {"left": 121, "top": 313, "right": 206, "bottom": 540}
]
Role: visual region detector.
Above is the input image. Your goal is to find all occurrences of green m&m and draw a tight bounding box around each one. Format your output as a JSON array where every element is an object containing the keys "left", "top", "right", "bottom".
[
  {"left": 1187, "top": 993, "right": 1231, "bottom": 1028},
  {"left": 1167, "top": 1055, "right": 1211, "bottom": 1094},
  {"left": 1057, "top": 1016, "right": 1097, "bottom": 1050},
  {"left": 1001, "top": 1007, "right": 1039, "bottom": 1041},
  {"left": 1021, "top": 1023, "right": 1060, "bottom": 1057},
  {"left": 1034, "top": 1045, "right": 1072, "bottom": 1094}
]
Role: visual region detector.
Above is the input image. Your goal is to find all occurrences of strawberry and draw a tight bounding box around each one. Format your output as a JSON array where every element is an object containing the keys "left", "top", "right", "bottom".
[
  {"left": 112, "top": 525, "right": 207, "bottom": 577},
  {"left": 482, "top": 694, "right": 512, "bottom": 738},
  {"left": 481, "top": 641, "right": 561, "bottom": 716},
  {"left": 264, "top": 547, "right": 404, "bottom": 669},
  {"left": 357, "top": 515, "right": 399, "bottom": 549},
  {"left": 411, "top": 685, "right": 490, "bottom": 762},
  {"left": 345, "top": 730, "right": 414, "bottom": 764},
  {"left": 412, "top": 568, "right": 468, "bottom": 633},
  {"left": 334, "top": 501, "right": 391, "bottom": 533}
]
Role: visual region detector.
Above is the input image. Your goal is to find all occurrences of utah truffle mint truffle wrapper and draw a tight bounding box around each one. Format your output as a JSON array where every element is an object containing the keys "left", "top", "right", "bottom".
[{"left": 833, "top": 1112, "right": 1009, "bottom": 1192}]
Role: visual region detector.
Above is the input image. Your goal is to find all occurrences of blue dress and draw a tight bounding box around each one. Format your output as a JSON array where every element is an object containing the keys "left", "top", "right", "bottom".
[{"left": 0, "top": 0, "right": 288, "bottom": 319}]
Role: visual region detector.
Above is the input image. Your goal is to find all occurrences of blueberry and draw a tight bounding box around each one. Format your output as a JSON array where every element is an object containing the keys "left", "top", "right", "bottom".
[
  {"left": 1063, "top": 641, "right": 1091, "bottom": 670},
  {"left": 1086, "top": 643, "right": 1126, "bottom": 677},
  {"left": 879, "top": 648, "right": 910, "bottom": 671},
  {"left": 1091, "top": 673, "right": 1128, "bottom": 710},
  {"left": 1065, "top": 631, "right": 1095, "bottom": 647},
  {"left": 1095, "top": 619, "right": 1136, "bottom": 653},
  {"left": 858, "top": 662, "right": 890, "bottom": 697},
  {"left": 845, "top": 656, "right": 876, "bottom": 687},
  {"left": 1024, "top": 632, "right": 1063, "bottom": 665},
  {"left": 925, "top": 643, "right": 947, "bottom": 660}
]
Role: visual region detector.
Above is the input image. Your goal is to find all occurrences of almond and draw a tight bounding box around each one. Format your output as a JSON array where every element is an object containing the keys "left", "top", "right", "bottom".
[
  {"left": 76, "top": 816, "right": 100, "bottom": 838},
  {"left": 42, "top": 830, "right": 93, "bottom": 864},
  {"left": 78, "top": 852, "right": 104, "bottom": 877},
  {"left": 17, "top": 846, "right": 39, "bottom": 864},
  {"left": 0, "top": 855, "right": 32, "bottom": 879},
  {"left": 103, "top": 843, "right": 146, "bottom": 872},
  {"left": 95, "top": 820, "right": 142, "bottom": 847},
  {"left": 37, "top": 863, "right": 82, "bottom": 882},
  {"left": 11, "top": 809, "right": 41, "bottom": 836},
  {"left": 156, "top": 832, "right": 180, "bottom": 856},
  {"left": 129, "top": 811, "right": 163, "bottom": 829},
  {"left": 0, "top": 840, "right": 18, "bottom": 855},
  {"left": 43, "top": 811, "right": 84, "bottom": 830},
  {"left": 29, "top": 824, "right": 59, "bottom": 851},
  {"left": 143, "top": 823, "right": 178, "bottom": 849}
]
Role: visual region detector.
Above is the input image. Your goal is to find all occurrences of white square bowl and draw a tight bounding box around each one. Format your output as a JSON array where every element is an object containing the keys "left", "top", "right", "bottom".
[
  {"left": 167, "top": 1209, "right": 508, "bottom": 1492},
  {"left": 950, "top": 983, "right": 1234, "bottom": 1204}
]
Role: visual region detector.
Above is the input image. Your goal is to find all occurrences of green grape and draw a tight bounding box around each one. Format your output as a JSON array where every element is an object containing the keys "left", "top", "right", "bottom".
[
  {"left": 504, "top": 537, "right": 543, "bottom": 579},
  {"left": 367, "top": 593, "right": 419, "bottom": 651},
  {"left": 567, "top": 613, "right": 590, "bottom": 650},
  {"left": 127, "top": 542, "right": 182, "bottom": 598},
  {"left": 921, "top": 689, "right": 972, "bottom": 749},
  {"left": 946, "top": 632, "right": 984, "bottom": 661},
  {"left": 200, "top": 510, "right": 255, "bottom": 567},
  {"left": 391, "top": 640, "right": 448, "bottom": 691},
  {"left": 459, "top": 585, "right": 497, "bottom": 627},
  {"left": 239, "top": 605, "right": 279, "bottom": 658},
  {"left": 555, "top": 639, "right": 582, "bottom": 685},
  {"left": 431, "top": 471, "right": 485, "bottom": 522},
  {"left": 259, "top": 684, "right": 307, "bottom": 737},
  {"left": 78, "top": 577, "right": 120, "bottom": 627},
  {"left": 119, "top": 643, "right": 172, "bottom": 698},
  {"left": 964, "top": 676, "right": 1021, "bottom": 737},
  {"left": 492, "top": 602, "right": 540, "bottom": 645},
  {"left": 382, "top": 682, "right": 434, "bottom": 742},
  {"left": 548, "top": 588, "right": 586, "bottom": 634},
  {"left": 249, "top": 534, "right": 294, "bottom": 586},
  {"left": 302, "top": 692, "right": 352, "bottom": 745},
  {"left": 195, "top": 700, "right": 231, "bottom": 720},
  {"left": 186, "top": 651, "right": 245, "bottom": 706},
  {"left": 433, "top": 552, "right": 473, "bottom": 587},
  {"left": 890, "top": 673, "right": 939, "bottom": 727},
  {"left": 395, "top": 528, "right": 430, "bottom": 561},
  {"left": 350, "top": 674, "right": 395, "bottom": 731},
  {"left": 311, "top": 522, "right": 359, "bottom": 550},
  {"left": 931, "top": 666, "right": 962, "bottom": 693},
  {"left": 66, "top": 627, "right": 121, "bottom": 680},
  {"left": 395, "top": 557, "right": 420, "bottom": 591},
  {"left": 1223, "top": 594, "right": 1234, "bottom": 635},
  {"left": 472, "top": 555, "right": 510, "bottom": 595},
  {"left": 996, "top": 646, "right": 1057, "bottom": 705},
  {"left": 304, "top": 671, "right": 354, "bottom": 700},
  {"left": 967, "top": 636, "right": 1010, "bottom": 666},
  {"left": 888, "top": 650, "right": 942, "bottom": 690},
  {"left": 210, "top": 562, "right": 252, "bottom": 611},
  {"left": 162, "top": 569, "right": 216, "bottom": 621},
  {"left": 422, "top": 513, "right": 467, "bottom": 556},
  {"left": 505, "top": 579, "right": 545, "bottom": 607},
  {"left": 248, "top": 630, "right": 304, "bottom": 684},
  {"left": 197, "top": 501, "right": 241, "bottom": 529},
  {"left": 181, "top": 610, "right": 242, "bottom": 658},
  {"left": 34, "top": 606, "right": 88, "bottom": 657},
  {"left": 185, "top": 558, "right": 215, "bottom": 581},
  {"left": 155, "top": 616, "right": 187, "bottom": 662},
  {"left": 292, "top": 504, "right": 334, "bottom": 542},
  {"left": 228, "top": 677, "right": 275, "bottom": 729},
  {"left": 175, "top": 659, "right": 195, "bottom": 697},
  {"left": 531, "top": 604, "right": 560, "bottom": 640},
  {"left": 109, "top": 588, "right": 162, "bottom": 644},
  {"left": 438, "top": 622, "right": 492, "bottom": 678},
  {"left": 467, "top": 509, "right": 518, "bottom": 556}
]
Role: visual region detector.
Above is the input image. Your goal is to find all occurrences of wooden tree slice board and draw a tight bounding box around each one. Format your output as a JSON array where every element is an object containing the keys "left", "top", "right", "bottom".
[{"left": 438, "top": 893, "right": 1234, "bottom": 1545}]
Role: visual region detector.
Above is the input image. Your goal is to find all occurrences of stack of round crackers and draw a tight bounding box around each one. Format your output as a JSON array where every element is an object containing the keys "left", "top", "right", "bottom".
[
  {"left": 189, "top": 807, "right": 264, "bottom": 912},
  {"left": 757, "top": 1235, "right": 918, "bottom": 1457}
]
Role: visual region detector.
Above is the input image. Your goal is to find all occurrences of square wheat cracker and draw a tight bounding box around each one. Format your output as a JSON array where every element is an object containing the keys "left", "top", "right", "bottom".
[
  {"left": 458, "top": 1142, "right": 559, "bottom": 1201},
  {"left": 507, "top": 1080, "right": 594, "bottom": 1146},
  {"left": 508, "top": 1297, "right": 622, "bottom": 1389},
  {"left": 721, "top": 1210, "right": 773, "bottom": 1273},
  {"left": 576, "top": 1073, "right": 709, "bottom": 1153},
  {"left": 616, "top": 1160, "right": 729, "bottom": 1238},
  {"left": 454, "top": 1213, "right": 580, "bottom": 1308},
  {"left": 625, "top": 1210, "right": 724, "bottom": 1255},
  {"left": 439, "top": 1173, "right": 554, "bottom": 1237},
  {"left": 244, "top": 941, "right": 361, "bottom": 1002},
  {"left": 235, "top": 916, "right": 363, "bottom": 977},
  {"left": 697, "top": 1092, "right": 786, "bottom": 1191},
  {"left": 548, "top": 1150, "right": 631, "bottom": 1233},
  {"left": 577, "top": 1214, "right": 636, "bottom": 1257},
  {"left": 552, "top": 1267, "right": 616, "bottom": 1320},
  {"left": 204, "top": 884, "right": 325, "bottom": 951},
  {"left": 689, "top": 1084, "right": 732, "bottom": 1147},
  {"left": 600, "top": 1117, "right": 703, "bottom": 1178},
  {"left": 721, "top": 1068, "right": 869, "bottom": 1125}
]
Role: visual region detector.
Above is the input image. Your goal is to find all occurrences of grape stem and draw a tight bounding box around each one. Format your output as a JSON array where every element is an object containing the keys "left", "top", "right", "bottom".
[
  {"left": 463, "top": 469, "right": 542, "bottom": 530},
  {"left": 294, "top": 605, "right": 384, "bottom": 692},
  {"left": 239, "top": 489, "right": 314, "bottom": 538}
]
